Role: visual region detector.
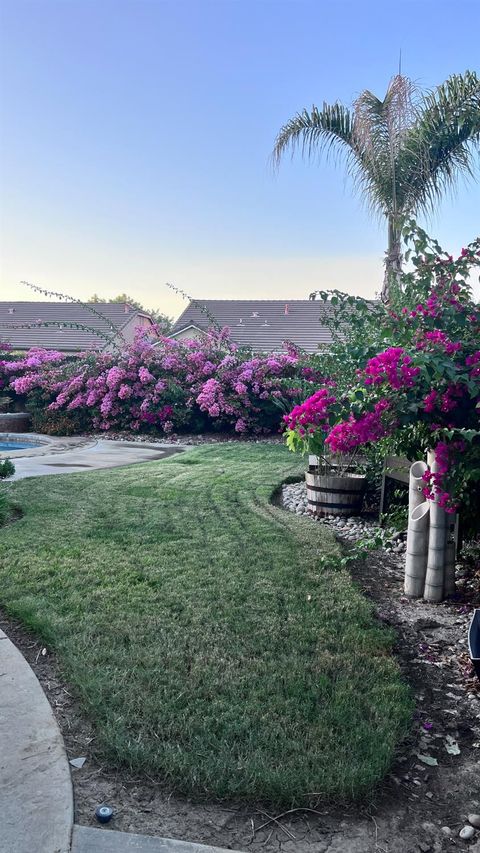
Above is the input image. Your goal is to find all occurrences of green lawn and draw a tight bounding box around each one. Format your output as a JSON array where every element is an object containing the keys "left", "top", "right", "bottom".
[{"left": 0, "top": 443, "right": 411, "bottom": 803}]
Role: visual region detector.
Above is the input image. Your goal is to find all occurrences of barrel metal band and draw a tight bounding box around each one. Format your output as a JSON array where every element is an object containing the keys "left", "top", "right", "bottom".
[
  {"left": 306, "top": 484, "right": 364, "bottom": 495},
  {"left": 308, "top": 499, "right": 362, "bottom": 509}
]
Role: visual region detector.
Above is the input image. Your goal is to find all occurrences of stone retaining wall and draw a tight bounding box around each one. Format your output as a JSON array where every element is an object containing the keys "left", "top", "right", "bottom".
[{"left": 0, "top": 413, "right": 32, "bottom": 433}]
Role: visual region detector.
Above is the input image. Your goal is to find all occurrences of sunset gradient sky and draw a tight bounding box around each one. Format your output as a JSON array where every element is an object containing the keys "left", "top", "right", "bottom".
[{"left": 1, "top": 0, "right": 479, "bottom": 321}]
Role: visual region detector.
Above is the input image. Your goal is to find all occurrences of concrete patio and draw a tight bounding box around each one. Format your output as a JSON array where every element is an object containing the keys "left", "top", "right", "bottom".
[{"left": 4, "top": 436, "right": 184, "bottom": 479}]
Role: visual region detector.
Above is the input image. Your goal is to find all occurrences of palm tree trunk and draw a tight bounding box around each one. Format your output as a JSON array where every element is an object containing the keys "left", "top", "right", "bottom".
[{"left": 381, "top": 217, "right": 403, "bottom": 303}]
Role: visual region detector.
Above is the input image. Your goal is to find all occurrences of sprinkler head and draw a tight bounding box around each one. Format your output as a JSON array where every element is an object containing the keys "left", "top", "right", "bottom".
[{"left": 95, "top": 805, "right": 113, "bottom": 824}]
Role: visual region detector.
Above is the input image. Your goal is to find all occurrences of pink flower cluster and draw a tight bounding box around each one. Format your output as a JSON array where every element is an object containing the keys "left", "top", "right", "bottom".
[
  {"left": 1, "top": 348, "right": 66, "bottom": 394},
  {"left": 283, "top": 388, "right": 336, "bottom": 437},
  {"left": 466, "top": 351, "right": 480, "bottom": 379},
  {"left": 3, "top": 348, "right": 65, "bottom": 373},
  {"left": 416, "top": 330, "right": 462, "bottom": 355},
  {"left": 325, "top": 399, "right": 391, "bottom": 453},
  {"left": 421, "top": 441, "right": 465, "bottom": 513},
  {"left": 422, "top": 382, "right": 465, "bottom": 415},
  {"left": 363, "top": 348, "right": 420, "bottom": 389}
]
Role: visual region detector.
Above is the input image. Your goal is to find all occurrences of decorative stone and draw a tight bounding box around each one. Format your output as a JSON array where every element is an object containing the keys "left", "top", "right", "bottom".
[
  {"left": 459, "top": 825, "right": 476, "bottom": 840},
  {"left": 469, "top": 815, "right": 480, "bottom": 829}
]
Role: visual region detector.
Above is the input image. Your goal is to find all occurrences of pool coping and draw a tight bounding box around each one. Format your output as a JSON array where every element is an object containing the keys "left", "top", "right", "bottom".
[
  {"left": 0, "top": 433, "right": 96, "bottom": 459},
  {"left": 0, "top": 432, "right": 189, "bottom": 462}
]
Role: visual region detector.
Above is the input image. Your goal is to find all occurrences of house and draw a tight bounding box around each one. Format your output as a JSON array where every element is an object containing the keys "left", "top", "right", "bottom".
[
  {"left": 0, "top": 302, "right": 158, "bottom": 353},
  {"left": 169, "top": 299, "right": 333, "bottom": 353}
]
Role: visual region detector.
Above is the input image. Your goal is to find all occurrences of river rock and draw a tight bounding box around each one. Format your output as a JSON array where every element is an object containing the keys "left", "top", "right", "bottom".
[
  {"left": 469, "top": 815, "right": 480, "bottom": 829},
  {"left": 459, "top": 825, "right": 476, "bottom": 840}
]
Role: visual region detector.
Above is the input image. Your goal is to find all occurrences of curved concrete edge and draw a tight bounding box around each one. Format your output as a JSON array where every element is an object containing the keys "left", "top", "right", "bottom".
[
  {"left": 0, "top": 432, "right": 96, "bottom": 460},
  {"left": 8, "top": 441, "right": 185, "bottom": 480},
  {"left": 0, "top": 628, "right": 73, "bottom": 853}
]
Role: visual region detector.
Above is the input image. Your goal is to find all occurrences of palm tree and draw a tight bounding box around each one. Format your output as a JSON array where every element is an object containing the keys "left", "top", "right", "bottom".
[{"left": 273, "top": 72, "right": 480, "bottom": 301}]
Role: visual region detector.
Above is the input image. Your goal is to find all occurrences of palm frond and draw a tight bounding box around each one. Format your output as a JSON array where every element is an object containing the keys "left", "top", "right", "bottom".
[
  {"left": 399, "top": 71, "right": 480, "bottom": 214},
  {"left": 272, "top": 102, "right": 388, "bottom": 219},
  {"left": 272, "top": 102, "right": 354, "bottom": 167},
  {"left": 352, "top": 76, "right": 419, "bottom": 218}
]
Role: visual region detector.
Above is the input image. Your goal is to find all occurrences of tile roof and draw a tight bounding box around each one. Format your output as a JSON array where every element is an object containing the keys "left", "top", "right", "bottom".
[
  {"left": 0, "top": 302, "right": 153, "bottom": 352},
  {"left": 170, "top": 299, "right": 334, "bottom": 353}
]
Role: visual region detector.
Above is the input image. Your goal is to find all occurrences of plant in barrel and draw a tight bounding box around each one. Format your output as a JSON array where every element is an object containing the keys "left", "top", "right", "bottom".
[{"left": 283, "top": 388, "right": 373, "bottom": 516}]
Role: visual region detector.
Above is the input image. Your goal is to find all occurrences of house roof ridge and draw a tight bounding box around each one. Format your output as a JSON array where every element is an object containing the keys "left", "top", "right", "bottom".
[{"left": 186, "top": 298, "right": 323, "bottom": 303}]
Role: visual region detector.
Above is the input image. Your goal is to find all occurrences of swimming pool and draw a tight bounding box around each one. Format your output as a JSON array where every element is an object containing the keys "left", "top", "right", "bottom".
[{"left": 0, "top": 439, "right": 41, "bottom": 452}]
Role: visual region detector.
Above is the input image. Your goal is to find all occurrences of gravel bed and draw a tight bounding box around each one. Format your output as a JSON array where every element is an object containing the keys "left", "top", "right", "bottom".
[
  {"left": 91, "top": 431, "right": 283, "bottom": 446},
  {"left": 282, "top": 479, "right": 408, "bottom": 553}
]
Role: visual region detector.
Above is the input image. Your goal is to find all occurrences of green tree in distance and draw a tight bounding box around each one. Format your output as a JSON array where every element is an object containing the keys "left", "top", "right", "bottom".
[
  {"left": 273, "top": 71, "right": 480, "bottom": 301},
  {"left": 88, "top": 293, "right": 172, "bottom": 332}
]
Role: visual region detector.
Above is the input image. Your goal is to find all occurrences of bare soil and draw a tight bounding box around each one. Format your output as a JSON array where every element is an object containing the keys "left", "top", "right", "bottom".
[{"left": 2, "top": 535, "right": 480, "bottom": 853}]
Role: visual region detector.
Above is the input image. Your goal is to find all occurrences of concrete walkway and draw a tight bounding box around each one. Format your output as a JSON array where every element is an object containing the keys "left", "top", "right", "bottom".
[
  {"left": 72, "top": 826, "right": 241, "bottom": 853},
  {"left": 9, "top": 439, "right": 183, "bottom": 480},
  {"left": 0, "top": 628, "right": 73, "bottom": 853}
]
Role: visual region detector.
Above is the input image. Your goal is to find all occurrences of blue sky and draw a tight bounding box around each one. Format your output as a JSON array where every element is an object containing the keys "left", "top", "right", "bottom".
[{"left": 1, "top": 0, "right": 479, "bottom": 319}]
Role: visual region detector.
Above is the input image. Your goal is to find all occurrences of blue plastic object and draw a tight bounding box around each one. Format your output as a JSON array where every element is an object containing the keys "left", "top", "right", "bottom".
[
  {"left": 468, "top": 609, "right": 480, "bottom": 681},
  {"left": 95, "top": 805, "right": 113, "bottom": 824}
]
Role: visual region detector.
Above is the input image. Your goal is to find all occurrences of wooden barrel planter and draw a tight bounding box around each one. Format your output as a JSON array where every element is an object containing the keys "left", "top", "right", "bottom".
[{"left": 305, "top": 468, "right": 367, "bottom": 517}]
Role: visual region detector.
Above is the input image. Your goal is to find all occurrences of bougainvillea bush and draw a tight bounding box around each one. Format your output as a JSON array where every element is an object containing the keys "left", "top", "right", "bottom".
[
  {"left": 285, "top": 222, "right": 480, "bottom": 516},
  {"left": 0, "top": 331, "right": 325, "bottom": 436}
]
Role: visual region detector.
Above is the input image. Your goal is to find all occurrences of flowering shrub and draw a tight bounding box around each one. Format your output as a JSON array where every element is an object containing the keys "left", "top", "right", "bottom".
[
  {"left": 325, "top": 399, "right": 393, "bottom": 453},
  {"left": 285, "top": 222, "right": 480, "bottom": 514},
  {"left": 283, "top": 388, "right": 338, "bottom": 433},
  {"left": 1, "top": 348, "right": 65, "bottom": 393},
  {"left": 0, "top": 330, "right": 325, "bottom": 436},
  {"left": 363, "top": 349, "right": 420, "bottom": 389}
]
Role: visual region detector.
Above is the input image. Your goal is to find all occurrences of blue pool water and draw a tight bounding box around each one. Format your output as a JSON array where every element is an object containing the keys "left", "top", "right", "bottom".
[{"left": 0, "top": 441, "right": 39, "bottom": 451}]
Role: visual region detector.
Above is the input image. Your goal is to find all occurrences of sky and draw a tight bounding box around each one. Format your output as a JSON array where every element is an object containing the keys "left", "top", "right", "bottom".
[{"left": 1, "top": 0, "right": 479, "bottom": 322}]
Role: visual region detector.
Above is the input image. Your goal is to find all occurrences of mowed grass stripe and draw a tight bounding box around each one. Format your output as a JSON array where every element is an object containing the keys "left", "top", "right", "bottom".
[{"left": 0, "top": 443, "right": 411, "bottom": 803}]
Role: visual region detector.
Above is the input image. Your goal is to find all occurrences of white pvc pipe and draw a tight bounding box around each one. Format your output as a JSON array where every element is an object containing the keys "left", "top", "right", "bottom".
[
  {"left": 404, "top": 501, "right": 430, "bottom": 597},
  {"left": 409, "top": 461, "right": 428, "bottom": 515},
  {"left": 424, "top": 450, "right": 447, "bottom": 603}
]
